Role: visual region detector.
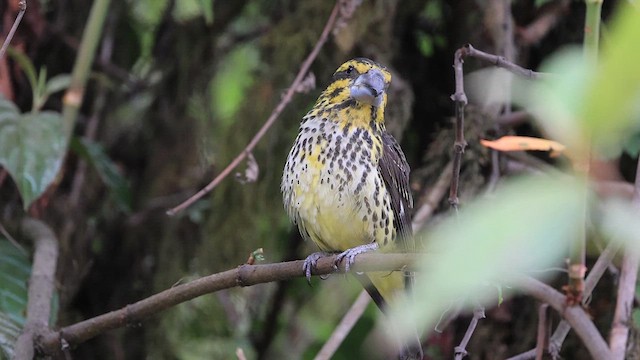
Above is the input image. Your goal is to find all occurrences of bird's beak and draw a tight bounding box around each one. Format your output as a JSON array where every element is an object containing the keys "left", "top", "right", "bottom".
[{"left": 350, "top": 68, "right": 386, "bottom": 107}]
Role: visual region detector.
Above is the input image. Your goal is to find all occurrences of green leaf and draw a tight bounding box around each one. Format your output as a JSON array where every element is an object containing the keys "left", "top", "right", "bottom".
[
  {"left": 583, "top": 5, "right": 640, "bottom": 154},
  {"left": 44, "top": 74, "right": 72, "bottom": 98},
  {"left": 600, "top": 199, "right": 640, "bottom": 252},
  {"left": 6, "top": 49, "right": 37, "bottom": 97},
  {"left": 0, "top": 97, "right": 67, "bottom": 209},
  {"left": 0, "top": 240, "right": 29, "bottom": 328},
  {"left": 0, "top": 239, "right": 30, "bottom": 358},
  {"left": 71, "top": 137, "right": 132, "bottom": 212},
  {"left": 392, "top": 176, "right": 585, "bottom": 339}
]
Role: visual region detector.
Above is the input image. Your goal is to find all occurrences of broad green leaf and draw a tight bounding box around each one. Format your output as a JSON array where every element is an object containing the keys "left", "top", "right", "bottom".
[
  {"left": 392, "top": 176, "right": 585, "bottom": 339},
  {"left": 0, "top": 97, "right": 67, "bottom": 209},
  {"left": 0, "top": 240, "right": 29, "bottom": 327},
  {"left": 71, "top": 137, "right": 132, "bottom": 212},
  {"left": 583, "top": 5, "right": 640, "bottom": 154}
]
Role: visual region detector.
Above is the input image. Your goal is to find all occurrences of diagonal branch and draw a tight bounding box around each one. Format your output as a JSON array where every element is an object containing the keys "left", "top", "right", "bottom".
[
  {"left": 0, "top": 0, "right": 26, "bottom": 60},
  {"left": 515, "top": 275, "right": 612, "bottom": 360},
  {"left": 166, "top": 1, "right": 342, "bottom": 216},
  {"left": 37, "top": 253, "right": 424, "bottom": 356},
  {"left": 13, "top": 218, "right": 59, "bottom": 360}
]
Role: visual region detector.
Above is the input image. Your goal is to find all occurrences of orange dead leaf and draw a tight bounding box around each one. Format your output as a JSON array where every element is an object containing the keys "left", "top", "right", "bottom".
[{"left": 480, "top": 136, "right": 566, "bottom": 157}]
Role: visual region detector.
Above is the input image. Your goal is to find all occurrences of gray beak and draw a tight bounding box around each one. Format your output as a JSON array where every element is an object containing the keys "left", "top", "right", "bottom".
[{"left": 350, "top": 68, "right": 386, "bottom": 107}]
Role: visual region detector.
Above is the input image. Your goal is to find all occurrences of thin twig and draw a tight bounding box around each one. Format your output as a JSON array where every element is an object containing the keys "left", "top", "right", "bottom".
[
  {"left": 462, "top": 44, "right": 544, "bottom": 80},
  {"left": 13, "top": 218, "right": 59, "bottom": 360},
  {"left": 449, "top": 48, "right": 468, "bottom": 209},
  {"left": 412, "top": 160, "right": 453, "bottom": 231},
  {"left": 314, "top": 290, "right": 371, "bottom": 360},
  {"left": 0, "top": 0, "right": 26, "bottom": 60},
  {"left": 534, "top": 304, "right": 550, "bottom": 360},
  {"left": 37, "top": 252, "right": 426, "bottom": 355},
  {"left": 517, "top": 0, "right": 570, "bottom": 46},
  {"left": 449, "top": 44, "right": 545, "bottom": 208},
  {"left": 454, "top": 305, "right": 485, "bottom": 360},
  {"left": 496, "top": 110, "right": 530, "bottom": 127},
  {"left": 166, "top": 1, "right": 342, "bottom": 216}
]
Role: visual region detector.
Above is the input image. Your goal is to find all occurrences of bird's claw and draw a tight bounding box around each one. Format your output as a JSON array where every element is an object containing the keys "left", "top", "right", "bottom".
[
  {"left": 334, "top": 243, "right": 379, "bottom": 272},
  {"left": 302, "top": 252, "right": 331, "bottom": 284}
]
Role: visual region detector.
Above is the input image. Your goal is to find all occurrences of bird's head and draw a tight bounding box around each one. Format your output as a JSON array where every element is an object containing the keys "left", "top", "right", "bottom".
[{"left": 326, "top": 58, "right": 391, "bottom": 108}]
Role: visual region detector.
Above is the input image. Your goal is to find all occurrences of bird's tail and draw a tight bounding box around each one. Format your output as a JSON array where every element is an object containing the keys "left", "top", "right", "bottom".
[{"left": 356, "top": 271, "right": 423, "bottom": 359}]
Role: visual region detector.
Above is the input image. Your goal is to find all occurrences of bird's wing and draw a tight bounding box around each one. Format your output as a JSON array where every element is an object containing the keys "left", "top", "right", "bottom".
[{"left": 378, "top": 131, "right": 413, "bottom": 251}]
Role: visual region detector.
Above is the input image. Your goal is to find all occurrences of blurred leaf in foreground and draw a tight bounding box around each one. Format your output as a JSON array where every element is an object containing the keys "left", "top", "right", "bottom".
[
  {"left": 583, "top": 5, "right": 640, "bottom": 154},
  {"left": 392, "top": 176, "right": 585, "bottom": 339}
]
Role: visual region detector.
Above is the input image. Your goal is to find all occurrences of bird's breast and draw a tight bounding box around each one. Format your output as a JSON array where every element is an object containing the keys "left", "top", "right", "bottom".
[{"left": 282, "top": 116, "right": 394, "bottom": 251}]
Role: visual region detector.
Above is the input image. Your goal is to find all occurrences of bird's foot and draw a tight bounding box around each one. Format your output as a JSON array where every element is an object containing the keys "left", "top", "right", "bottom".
[
  {"left": 335, "top": 243, "right": 379, "bottom": 272},
  {"left": 302, "top": 251, "right": 334, "bottom": 284}
]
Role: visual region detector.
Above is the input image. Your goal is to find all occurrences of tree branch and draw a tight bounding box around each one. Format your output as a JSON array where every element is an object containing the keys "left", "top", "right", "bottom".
[
  {"left": 37, "top": 253, "right": 423, "bottom": 355},
  {"left": 0, "top": 0, "right": 26, "bottom": 60},
  {"left": 514, "top": 275, "right": 613, "bottom": 360},
  {"left": 166, "top": 0, "right": 342, "bottom": 216},
  {"left": 609, "top": 156, "right": 640, "bottom": 359},
  {"left": 507, "top": 241, "right": 621, "bottom": 360},
  {"left": 454, "top": 305, "right": 485, "bottom": 360},
  {"left": 14, "top": 218, "right": 59, "bottom": 360}
]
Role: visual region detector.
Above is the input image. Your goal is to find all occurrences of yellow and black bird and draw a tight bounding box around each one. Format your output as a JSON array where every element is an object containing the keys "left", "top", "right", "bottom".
[{"left": 281, "top": 58, "right": 422, "bottom": 359}]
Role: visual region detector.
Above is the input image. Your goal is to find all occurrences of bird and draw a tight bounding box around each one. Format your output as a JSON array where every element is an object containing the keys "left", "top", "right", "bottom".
[{"left": 281, "top": 58, "right": 422, "bottom": 359}]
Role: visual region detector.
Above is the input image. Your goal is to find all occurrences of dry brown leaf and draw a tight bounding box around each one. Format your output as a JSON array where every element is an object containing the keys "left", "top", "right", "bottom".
[{"left": 480, "top": 136, "right": 566, "bottom": 157}]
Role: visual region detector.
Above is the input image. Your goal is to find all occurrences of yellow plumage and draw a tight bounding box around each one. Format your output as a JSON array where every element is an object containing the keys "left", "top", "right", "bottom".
[{"left": 282, "top": 58, "right": 421, "bottom": 359}]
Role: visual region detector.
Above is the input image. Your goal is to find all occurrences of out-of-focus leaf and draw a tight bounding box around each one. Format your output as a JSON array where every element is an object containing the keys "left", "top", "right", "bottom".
[
  {"left": 0, "top": 97, "right": 67, "bottom": 209},
  {"left": 623, "top": 131, "right": 640, "bottom": 156},
  {"left": 44, "top": 74, "right": 72, "bottom": 97},
  {"left": 0, "top": 239, "right": 29, "bottom": 327},
  {"left": 583, "top": 5, "right": 640, "bottom": 154},
  {"left": 71, "top": 137, "right": 132, "bottom": 212},
  {"left": 6, "top": 49, "right": 37, "bottom": 95},
  {"left": 0, "top": 312, "right": 21, "bottom": 360},
  {"left": 416, "top": 31, "right": 434, "bottom": 58},
  {"left": 173, "top": 0, "right": 213, "bottom": 24},
  {"left": 210, "top": 44, "right": 260, "bottom": 126},
  {"left": 480, "top": 136, "right": 566, "bottom": 157},
  {"left": 392, "top": 176, "right": 584, "bottom": 339},
  {"left": 600, "top": 199, "right": 640, "bottom": 252},
  {"left": 525, "top": 47, "right": 589, "bottom": 153}
]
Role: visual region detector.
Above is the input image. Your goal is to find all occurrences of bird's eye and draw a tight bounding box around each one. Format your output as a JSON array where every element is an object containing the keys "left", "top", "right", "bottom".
[{"left": 346, "top": 65, "right": 354, "bottom": 75}]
